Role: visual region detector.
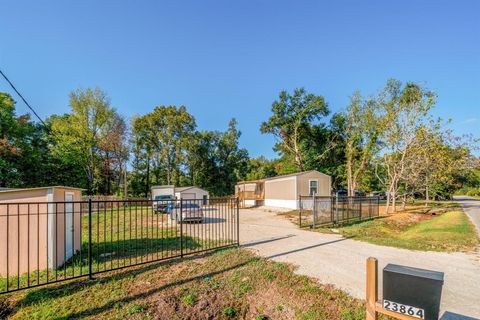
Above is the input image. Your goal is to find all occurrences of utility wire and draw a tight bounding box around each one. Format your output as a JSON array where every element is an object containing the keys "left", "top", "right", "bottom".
[{"left": 0, "top": 68, "right": 48, "bottom": 128}]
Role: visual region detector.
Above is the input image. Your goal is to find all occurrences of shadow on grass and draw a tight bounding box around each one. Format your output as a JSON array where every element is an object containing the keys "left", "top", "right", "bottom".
[
  {"left": 0, "top": 235, "right": 202, "bottom": 294},
  {"left": 16, "top": 248, "right": 246, "bottom": 319}
]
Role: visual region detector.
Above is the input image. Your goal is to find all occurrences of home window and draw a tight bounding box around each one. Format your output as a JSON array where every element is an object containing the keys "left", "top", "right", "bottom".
[{"left": 309, "top": 180, "right": 318, "bottom": 195}]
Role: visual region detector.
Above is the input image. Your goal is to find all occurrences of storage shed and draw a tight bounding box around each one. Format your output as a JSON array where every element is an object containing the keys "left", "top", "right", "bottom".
[
  {"left": 151, "top": 185, "right": 209, "bottom": 203},
  {"left": 0, "top": 186, "right": 83, "bottom": 276},
  {"left": 236, "top": 170, "right": 331, "bottom": 209},
  {"left": 174, "top": 186, "right": 209, "bottom": 202}
]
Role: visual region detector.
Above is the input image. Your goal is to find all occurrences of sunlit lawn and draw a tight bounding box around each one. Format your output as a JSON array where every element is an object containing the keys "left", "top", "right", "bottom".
[
  {"left": 0, "top": 206, "right": 226, "bottom": 293},
  {"left": 0, "top": 249, "right": 393, "bottom": 320},
  {"left": 338, "top": 202, "right": 479, "bottom": 252}
]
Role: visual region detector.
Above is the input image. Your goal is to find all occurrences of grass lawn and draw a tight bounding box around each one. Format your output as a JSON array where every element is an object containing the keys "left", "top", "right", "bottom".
[
  {"left": 278, "top": 201, "right": 479, "bottom": 252},
  {"left": 1, "top": 206, "right": 231, "bottom": 294},
  {"left": 337, "top": 202, "right": 479, "bottom": 252},
  {"left": 0, "top": 248, "right": 391, "bottom": 320}
]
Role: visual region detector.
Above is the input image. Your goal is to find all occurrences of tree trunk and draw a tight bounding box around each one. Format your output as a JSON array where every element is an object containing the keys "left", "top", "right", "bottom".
[
  {"left": 145, "top": 156, "right": 150, "bottom": 198},
  {"left": 86, "top": 169, "right": 94, "bottom": 196},
  {"left": 391, "top": 190, "right": 396, "bottom": 213},
  {"left": 346, "top": 157, "right": 354, "bottom": 197},
  {"left": 425, "top": 181, "right": 429, "bottom": 207},
  {"left": 385, "top": 193, "right": 389, "bottom": 215}
]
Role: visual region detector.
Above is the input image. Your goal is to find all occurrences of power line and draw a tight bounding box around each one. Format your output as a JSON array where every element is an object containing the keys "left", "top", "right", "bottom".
[{"left": 0, "top": 69, "right": 48, "bottom": 128}]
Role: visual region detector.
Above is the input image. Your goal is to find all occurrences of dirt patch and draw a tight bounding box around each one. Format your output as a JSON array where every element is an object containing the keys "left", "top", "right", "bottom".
[
  {"left": 148, "top": 292, "right": 231, "bottom": 320},
  {"left": 384, "top": 212, "right": 434, "bottom": 230}
]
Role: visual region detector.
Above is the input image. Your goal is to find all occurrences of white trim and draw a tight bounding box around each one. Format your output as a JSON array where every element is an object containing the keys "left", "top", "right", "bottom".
[
  {"left": 47, "top": 188, "right": 54, "bottom": 269},
  {"left": 309, "top": 179, "right": 318, "bottom": 196},
  {"left": 244, "top": 199, "right": 256, "bottom": 206},
  {"left": 264, "top": 176, "right": 296, "bottom": 183},
  {"left": 264, "top": 199, "right": 298, "bottom": 209}
]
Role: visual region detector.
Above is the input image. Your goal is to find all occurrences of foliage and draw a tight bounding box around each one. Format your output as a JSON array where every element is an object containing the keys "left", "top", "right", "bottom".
[
  {"left": 1, "top": 78, "right": 477, "bottom": 198},
  {"left": 130, "top": 108, "right": 248, "bottom": 196},
  {"left": 50, "top": 88, "right": 127, "bottom": 195},
  {"left": 466, "top": 188, "right": 480, "bottom": 197},
  {"left": 343, "top": 91, "right": 384, "bottom": 196},
  {"left": 129, "top": 105, "right": 196, "bottom": 196},
  {"left": 0, "top": 93, "right": 85, "bottom": 189},
  {"left": 260, "top": 88, "right": 329, "bottom": 171},
  {"left": 244, "top": 156, "right": 277, "bottom": 181}
]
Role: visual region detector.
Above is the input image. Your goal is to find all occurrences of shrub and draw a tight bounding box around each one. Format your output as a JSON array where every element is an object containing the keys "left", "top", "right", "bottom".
[
  {"left": 223, "top": 306, "right": 238, "bottom": 317},
  {"left": 181, "top": 293, "right": 197, "bottom": 307},
  {"left": 467, "top": 188, "right": 480, "bottom": 196}
]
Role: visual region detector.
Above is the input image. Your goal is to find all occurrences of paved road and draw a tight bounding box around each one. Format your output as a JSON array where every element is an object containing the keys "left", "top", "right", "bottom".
[
  {"left": 454, "top": 196, "right": 480, "bottom": 234},
  {"left": 239, "top": 208, "right": 480, "bottom": 318}
]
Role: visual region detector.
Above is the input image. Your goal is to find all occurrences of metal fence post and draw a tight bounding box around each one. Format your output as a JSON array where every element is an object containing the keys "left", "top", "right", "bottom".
[
  {"left": 236, "top": 197, "right": 240, "bottom": 247},
  {"left": 359, "top": 198, "right": 363, "bottom": 220},
  {"left": 377, "top": 196, "right": 380, "bottom": 217},
  {"left": 88, "top": 198, "right": 93, "bottom": 280},
  {"left": 180, "top": 199, "right": 183, "bottom": 258},
  {"left": 335, "top": 195, "right": 339, "bottom": 225}
]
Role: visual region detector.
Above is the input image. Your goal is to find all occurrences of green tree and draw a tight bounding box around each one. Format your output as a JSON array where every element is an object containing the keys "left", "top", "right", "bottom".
[
  {"left": 0, "top": 91, "right": 85, "bottom": 189},
  {"left": 261, "top": 88, "right": 329, "bottom": 171},
  {"left": 0, "top": 92, "right": 25, "bottom": 186},
  {"left": 244, "top": 156, "right": 277, "bottom": 181},
  {"left": 50, "top": 88, "right": 126, "bottom": 195},
  {"left": 344, "top": 92, "right": 384, "bottom": 196},
  {"left": 129, "top": 106, "right": 196, "bottom": 196},
  {"left": 377, "top": 79, "right": 436, "bottom": 213},
  {"left": 300, "top": 113, "right": 347, "bottom": 190}
]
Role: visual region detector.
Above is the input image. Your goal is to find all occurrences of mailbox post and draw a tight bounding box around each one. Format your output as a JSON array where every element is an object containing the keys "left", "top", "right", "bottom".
[{"left": 366, "top": 257, "right": 444, "bottom": 320}]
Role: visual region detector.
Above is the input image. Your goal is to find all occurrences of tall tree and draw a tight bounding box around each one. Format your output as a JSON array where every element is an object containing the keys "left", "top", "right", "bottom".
[
  {"left": 377, "top": 79, "right": 436, "bottom": 213},
  {"left": 144, "top": 106, "right": 196, "bottom": 186},
  {"left": 261, "top": 88, "right": 329, "bottom": 171},
  {"left": 184, "top": 119, "right": 249, "bottom": 195},
  {"left": 344, "top": 92, "right": 384, "bottom": 196},
  {"left": 97, "top": 113, "right": 129, "bottom": 195},
  {"left": 50, "top": 88, "right": 126, "bottom": 195}
]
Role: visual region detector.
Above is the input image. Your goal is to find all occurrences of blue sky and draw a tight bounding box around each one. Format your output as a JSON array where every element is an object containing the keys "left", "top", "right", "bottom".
[{"left": 1, "top": 0, "right": 479, "bottom": 158}]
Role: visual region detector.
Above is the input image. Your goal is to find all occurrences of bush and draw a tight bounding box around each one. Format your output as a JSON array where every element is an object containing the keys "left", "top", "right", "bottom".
[
  {"left": 181, "top": 293, "right": 197, "bottom": 306},
  {"left": 466, "top": 188, "right": 480, "bottom": 197},
  {"left": 223, "top": 306, "right": 238, "bottom": 317}
]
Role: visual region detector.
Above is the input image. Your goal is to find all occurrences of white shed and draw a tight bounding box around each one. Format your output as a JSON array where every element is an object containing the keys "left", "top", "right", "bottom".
[
  {"left": 151, "top": 185, "right": 175, "bottom": 199},
  {"left": 174, "top": 186, "right": 209, "bottom": 203},
  {"left": 151, "top": 185, "right": 209, "bottom": 203}
]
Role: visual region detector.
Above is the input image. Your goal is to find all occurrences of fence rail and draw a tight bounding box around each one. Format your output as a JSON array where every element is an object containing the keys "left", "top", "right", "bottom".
[
  {"left": 0, "top": 197, "right": 239, "bottom": 294},
  {"left": 298, "top": 196, "right": 380, "bottom": 228}
]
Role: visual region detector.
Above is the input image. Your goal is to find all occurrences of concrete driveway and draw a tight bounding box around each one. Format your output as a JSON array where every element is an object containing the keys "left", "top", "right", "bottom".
[{"left": 239, "top": 208, "right": 480, "bottom": 318}]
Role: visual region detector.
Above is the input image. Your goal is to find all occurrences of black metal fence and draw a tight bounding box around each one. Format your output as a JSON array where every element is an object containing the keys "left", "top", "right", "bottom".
[
  {"left": 298, "top": 196, "right": 380, "bottom": 228},
  {"left": 0, "top": 197, "right": 239, "bottom": 294}
]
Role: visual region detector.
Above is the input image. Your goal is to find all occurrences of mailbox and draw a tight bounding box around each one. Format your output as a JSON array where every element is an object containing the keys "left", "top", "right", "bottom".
[{"left": 383, "top": 264, "right": 444, "bottom": 320}]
